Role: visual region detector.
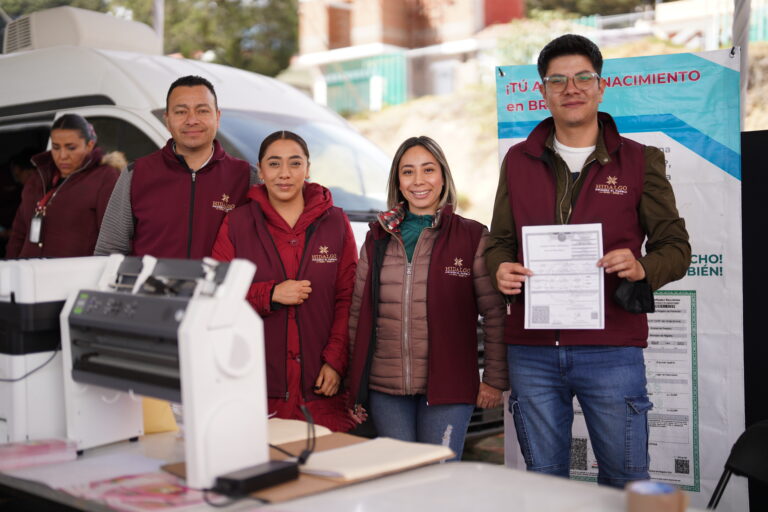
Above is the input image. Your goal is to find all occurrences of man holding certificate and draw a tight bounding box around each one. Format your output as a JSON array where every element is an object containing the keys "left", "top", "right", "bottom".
[{"left": 485, "top": 34, "right": 690, "bottom": 488}]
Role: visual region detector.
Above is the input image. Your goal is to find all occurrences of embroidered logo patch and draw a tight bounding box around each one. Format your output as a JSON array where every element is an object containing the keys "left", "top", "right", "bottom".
[
  {"left": 311, "top": 245, "right": 338, "bottom": 264},
  {"left": 594, "top": 176, "right": 628, "bottom": 195},
  {"left": 212, "top": 193, "right": 236, "bottom": 212},
  {"left": 444, "top": 257, "right": 471, "bottom": 278}
]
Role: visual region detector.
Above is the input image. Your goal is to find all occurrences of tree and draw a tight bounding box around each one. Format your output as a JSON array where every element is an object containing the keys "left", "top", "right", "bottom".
[
  {"left": 1, "top": 0, "right": 297, "bottom": 77},
  {"left": 525, "top": 0, "right": 653, "bottom": 16},
  {"left": 497, "top": 10, "right": 579, "bottom": 66},
  {"left": 113, "top": 0, "right": 298, "bottom": 77},
  {"left": 0, "top": 0, "right": 108, "bottom": 16}
]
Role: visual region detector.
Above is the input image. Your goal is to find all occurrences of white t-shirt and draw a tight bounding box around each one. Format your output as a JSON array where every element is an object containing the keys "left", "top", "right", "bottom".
[{"left": 553, "top": 137, "right": 595, "bottom": 179}]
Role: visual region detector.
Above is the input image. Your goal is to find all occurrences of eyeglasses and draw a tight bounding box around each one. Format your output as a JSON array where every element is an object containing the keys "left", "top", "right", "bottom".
[{"left": 542, "top": 72, "right": 600, "bottom": 93}]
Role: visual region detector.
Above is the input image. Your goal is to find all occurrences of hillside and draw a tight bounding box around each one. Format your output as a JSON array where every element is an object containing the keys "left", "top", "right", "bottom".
[{"left": 350, "top": 40, "right": 768, "bottom": 226}]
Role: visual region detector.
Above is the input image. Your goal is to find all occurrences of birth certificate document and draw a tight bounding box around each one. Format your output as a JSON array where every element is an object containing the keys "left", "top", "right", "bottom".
[{"left": 522, "top": 223, "right": 604, "bottom": 330}]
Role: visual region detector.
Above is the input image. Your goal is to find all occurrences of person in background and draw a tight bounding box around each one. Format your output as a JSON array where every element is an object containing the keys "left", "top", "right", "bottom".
[
  {"left": 347, "top": 136, "right": 508, "bottom": 460},
  {"left": 6, "top": 115, "right": 123, "bottom": 258},
  {"left": 95, "top": 75, "right": 257, "bottom": 258},
  {"left": 485, "top": 34, "right": 690, "bottom": 487},
  {"left": 0, "top": 149, "right": 36, "bottom": 257},
  {"left": 212, "top": 130, "right": 358, "bottom": 432},
  {"left": 9, "top": 150, "right": 36, "bottom": 187}
]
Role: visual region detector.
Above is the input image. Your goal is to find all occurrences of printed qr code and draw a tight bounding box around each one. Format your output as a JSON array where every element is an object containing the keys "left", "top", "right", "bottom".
[
  {"left": 531, "top": 306, "right": 550, "bottom": 324},
  {"left": 570, "top": 437, "right": 588, "bottom": 471},
  {"left": 675, "top": 458, "right": 690, "bottom": 474}
]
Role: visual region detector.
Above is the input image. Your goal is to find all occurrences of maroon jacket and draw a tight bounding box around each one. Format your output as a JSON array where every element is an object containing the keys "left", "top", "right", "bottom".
[
  {"left": 504, "top": 115, "right": 648, "bottom": 346},
  {"left": 348, "top": 206, "right": 486, "bottom": 406},
  {"left": 131, "top": 139, "right": 250, "bottom": 258},
  {"left": 212, "top": 183, "right": 357, "bottom": 403},
  {"left": 7, "top": 148, "right": 119, "bottom": 258}
]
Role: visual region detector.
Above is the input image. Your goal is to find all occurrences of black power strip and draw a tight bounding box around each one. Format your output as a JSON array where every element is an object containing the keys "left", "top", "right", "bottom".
[{"left": 213, "top": 460, "right": 299, "bottom": 496}]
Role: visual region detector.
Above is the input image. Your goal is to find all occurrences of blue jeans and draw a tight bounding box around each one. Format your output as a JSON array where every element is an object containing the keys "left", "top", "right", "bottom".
[
  {"left": 368, "top": 390, "right": 474, "bottom": 461},
  {"left": 507, "top": 345, "right": 652, "bottom": 488}
]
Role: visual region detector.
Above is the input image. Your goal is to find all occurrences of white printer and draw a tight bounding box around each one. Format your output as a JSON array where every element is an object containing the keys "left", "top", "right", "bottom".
[
  {"left": 0, "top": 257, "right": 108, "bottom": 443},
  {"left": 61, "top": 255, "right": 270, "bottom": 489}
]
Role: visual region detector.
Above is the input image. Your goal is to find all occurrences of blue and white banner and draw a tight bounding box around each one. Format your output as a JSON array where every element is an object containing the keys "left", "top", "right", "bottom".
[{"left": 496, "top": 50, "right": 745, "bottom": 511}]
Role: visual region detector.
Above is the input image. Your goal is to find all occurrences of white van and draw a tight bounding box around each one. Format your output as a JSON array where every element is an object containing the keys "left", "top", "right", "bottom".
[
  {"left": 0, "top": 6, "right": 388, "bottom": 243},
  {"left": 0, "top": 6, "right": 503, "bottom": 441}
]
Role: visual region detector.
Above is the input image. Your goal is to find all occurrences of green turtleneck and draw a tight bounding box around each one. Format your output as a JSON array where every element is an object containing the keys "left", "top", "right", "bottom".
[{"left": 400, "top": 210, "right": 434, "bottom": 262}]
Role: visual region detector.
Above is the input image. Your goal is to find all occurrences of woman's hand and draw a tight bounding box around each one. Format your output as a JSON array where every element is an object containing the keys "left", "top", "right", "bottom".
[
  {"left": 349, "top": 404, "right": 368, "bottom": 424},
  {"left": 272, "top": 279, "right": 312, "bottom": 305},
  {"left": 314, "top": 363, "right": 340, "bottom": 396},
  {"left": 476, "top": 382, "right": 503, "bottom": 409}
]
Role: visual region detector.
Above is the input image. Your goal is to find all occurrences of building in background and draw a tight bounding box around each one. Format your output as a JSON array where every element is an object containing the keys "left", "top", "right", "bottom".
[{"left": 284, "top": 0, "right": 523, "bottom": 114}]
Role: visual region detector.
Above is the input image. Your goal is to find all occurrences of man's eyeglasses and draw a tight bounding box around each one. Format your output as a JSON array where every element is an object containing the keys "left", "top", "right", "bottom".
[{"left": 542, "top": 72, "right": 600, "bottom": 93}]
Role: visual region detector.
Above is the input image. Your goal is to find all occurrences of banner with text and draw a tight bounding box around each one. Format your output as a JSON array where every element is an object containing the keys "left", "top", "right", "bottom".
[{"left": 496, "top": 50, "right": 744, "bottom": 511}]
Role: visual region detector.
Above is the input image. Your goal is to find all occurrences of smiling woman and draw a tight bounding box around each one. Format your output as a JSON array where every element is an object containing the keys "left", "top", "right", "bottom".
[
  {"left": 346, "top": 136, "right": 509, "bottom": 461},
  {"left": 212, "top": 130, "right": 359, "bottom": 432}
]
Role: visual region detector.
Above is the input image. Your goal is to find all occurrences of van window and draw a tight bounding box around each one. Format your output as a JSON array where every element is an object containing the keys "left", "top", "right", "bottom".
[
  {"left": 216, "top": 109, "right": 388, "bottom": 214},
  {"left": 87, "top": 116, "right": 158, "bottom": 163},
  {"left": 0, "top": 123, "right": 49, "bottom": 167}
]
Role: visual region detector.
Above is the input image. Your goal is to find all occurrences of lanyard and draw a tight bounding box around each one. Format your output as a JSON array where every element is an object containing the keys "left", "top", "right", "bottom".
[
  {"left": 35, "top": 172, "right": 63, "bottom": 215},
  {"left": 34, "top": 153, "right": 92, "bottom": 215},
  {"left": 28, "top": 157, "right": 91, "bottom": 245}
]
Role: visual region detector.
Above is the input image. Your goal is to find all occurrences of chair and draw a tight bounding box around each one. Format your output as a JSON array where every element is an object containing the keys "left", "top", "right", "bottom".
[{"left": 707, "top": 420, "right": 768, "bottom": 509}]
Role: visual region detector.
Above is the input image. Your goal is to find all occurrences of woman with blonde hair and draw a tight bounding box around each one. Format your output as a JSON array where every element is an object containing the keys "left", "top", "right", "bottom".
[{"left": 347, "top": 136, "right": 508, "bottom": 459}]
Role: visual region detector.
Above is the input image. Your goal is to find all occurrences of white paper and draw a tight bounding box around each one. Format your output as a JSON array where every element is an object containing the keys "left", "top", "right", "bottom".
[
  {"left": 268, "top": 418, "right": 332, "bottom": 446},
  {"left": 5, "top": 453, "right": 164, "bottom": 489},
  {"left": 522, "top": 223, "right": 604, "bottom": 330},
  {"left": 300, "top": 437, "right": 453, "bottom": 481}
]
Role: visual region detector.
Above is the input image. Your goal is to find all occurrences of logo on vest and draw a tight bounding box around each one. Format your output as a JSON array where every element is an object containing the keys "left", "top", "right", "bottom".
[
  {"left": 445, "top": 257, "right": 471, "bottom": 278},
  {"left": 212, "top": 193, "right": 236, "bottom": 212},
  {"left": 311, "top": 245, "right": 338, "bottom": 264},
  {"left": 594, "top": 175, "right": 628, "bottom": 196}
]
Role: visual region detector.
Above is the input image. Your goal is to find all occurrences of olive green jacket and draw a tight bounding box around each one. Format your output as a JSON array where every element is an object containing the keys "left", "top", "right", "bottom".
[{"left": 485, "top": 120, "right": 691, "bottom": 295}]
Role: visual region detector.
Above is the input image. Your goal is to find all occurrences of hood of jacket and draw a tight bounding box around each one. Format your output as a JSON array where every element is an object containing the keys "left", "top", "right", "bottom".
[
  {"left": 31, "top": 146, "right": 107, "bottom": 186},
  {"left": 247, "top": 181, "right": 334, "bottom": 233}
]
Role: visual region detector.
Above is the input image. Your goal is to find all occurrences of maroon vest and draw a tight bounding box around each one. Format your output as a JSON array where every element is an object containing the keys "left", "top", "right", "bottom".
[
  {"left": 349, "top": 207, "right": 484, "bottom": 406},
  {"left": 504, "top": 114, "right": 648, "bottom": 347},
  {"left": 226, "top": 201, "right": 346, "bottom": 400},
  {"left": 131, "top": 139, "right": 250, "bottom": 258}
]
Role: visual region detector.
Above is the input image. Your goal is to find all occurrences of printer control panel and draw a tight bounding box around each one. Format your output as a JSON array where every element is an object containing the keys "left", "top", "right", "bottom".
[{"left": 68, "top": 291, "right": 188, "bottom": 339}]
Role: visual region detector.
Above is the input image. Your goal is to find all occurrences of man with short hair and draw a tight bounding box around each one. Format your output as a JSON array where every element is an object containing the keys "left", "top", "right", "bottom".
[
  {"left": 95, "top": 75, "right": 257, "bottom": 258},
  {"left": 485, "top": 34, "right": 690, "bottom": 487}
]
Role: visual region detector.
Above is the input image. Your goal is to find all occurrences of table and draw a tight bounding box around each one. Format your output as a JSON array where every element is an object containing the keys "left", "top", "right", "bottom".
[{"left": 0, "top": 433, "right": 704, "bottom": 511}]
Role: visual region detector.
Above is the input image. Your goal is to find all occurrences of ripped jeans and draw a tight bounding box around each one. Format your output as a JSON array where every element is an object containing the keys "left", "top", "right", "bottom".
[
  {"left": 507, "top": 345, "right": 652, "bottom": 488},
  {"left": 368, "top": 390, "right": 474, "bottom": 461}
]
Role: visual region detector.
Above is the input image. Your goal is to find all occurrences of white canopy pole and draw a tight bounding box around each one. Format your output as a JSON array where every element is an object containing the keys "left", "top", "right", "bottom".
[
  {"left": 153, "top": 0, "right": 165, "bottom": 49},
  {"left": 733, "top": 0, "right": 750, "bottom": 128}
]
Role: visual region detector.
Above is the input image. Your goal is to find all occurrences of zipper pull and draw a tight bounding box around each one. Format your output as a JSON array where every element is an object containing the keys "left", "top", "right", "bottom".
[
  {"left": 191, "top": 171, "right": 197, "bottom": 182},
  {"left": 505, "top": 296, "right": 511, "bottom": 315}
]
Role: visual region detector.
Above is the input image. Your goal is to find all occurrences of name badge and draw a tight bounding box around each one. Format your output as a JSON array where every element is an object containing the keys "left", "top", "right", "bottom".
[{"left": 29, "top": 213, "right": 42, "bottom": 243}]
